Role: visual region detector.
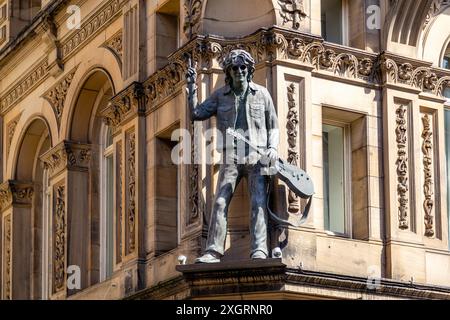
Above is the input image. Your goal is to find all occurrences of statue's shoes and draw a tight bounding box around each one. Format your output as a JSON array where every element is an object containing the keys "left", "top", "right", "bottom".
[
  {"left": 251, "top": 251, "right": 267, "bottom": 259},
  {"left": 195, "top": 252, "right": 221, "bottom": 263}
]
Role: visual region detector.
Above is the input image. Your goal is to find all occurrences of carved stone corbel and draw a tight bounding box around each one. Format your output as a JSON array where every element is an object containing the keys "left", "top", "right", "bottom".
[
  {"left": 38, "top": 13, "right": 63, "bottom": 76},
  {"left": 40, "top": 141, "right": 92, "bottom": 177}
]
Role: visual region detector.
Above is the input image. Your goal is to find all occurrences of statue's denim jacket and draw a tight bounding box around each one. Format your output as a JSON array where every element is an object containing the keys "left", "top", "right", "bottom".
[{"left": 191, "top": 82, "right": 279, "bottom": 154}]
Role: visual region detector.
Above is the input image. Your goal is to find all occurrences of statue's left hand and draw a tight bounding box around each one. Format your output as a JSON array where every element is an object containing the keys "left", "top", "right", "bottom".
[{"left": 265, "top": 148, "right": 278, "bottom": 162}]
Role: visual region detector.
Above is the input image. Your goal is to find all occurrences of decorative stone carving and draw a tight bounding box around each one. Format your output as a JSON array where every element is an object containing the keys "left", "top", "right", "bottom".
[
  {"left": 41, "top": 141, "right": 92, "bottom": 177},
  {"left": 380, "top": 53, "right": 450, "bottom": 97},
  {"left": 3, "top": 215, "right": 11, "bottom": 300},
  {"left": 61, "top": 0, "right": 125, "bottom": 60},
  {"left": 183, "top": 0, "right": 203, "bottom": 39},
  {"left": 101, "top": 82, "right": 146, "bottom": 127},
  {"left": 6, "top": 115, "right": 20, "bottom": 156},
  {"left": 53, "top": 185, "right": 66, "bottom": 292},
  {"left": 395, "top": 104, "right": 409, "bottom": 230},
  {"left": 424, "top": 0, "right": 450, "bottom": 29},
  {"left": 421, "top": 114, "right": 434, "bottom": 237},
  {"left": 286, "top": 83, "right": 300, "bottom": 213},
  {"left": 0, "top": 181, "right": 34, "bottom": 212},
  {"left": 103, "top": 31, "right": 123, "bottom": 69},
  {"left": 43, "top": 68, "right": 77, "bottom": 126},
  {"left": 116, "top": 141, "right": 123, "bottom": 262},
  {"left": 278, "top": 0, "right": 307, "bottom": 30},
  {"left": 0, "top": 60, "right": 49, "bottom": 114},
  {"left": 127, "top": 132, "right": 136, "bottom": 253},
  {"left": 189, "top": 124, "right": 202, "bottom": 225}
]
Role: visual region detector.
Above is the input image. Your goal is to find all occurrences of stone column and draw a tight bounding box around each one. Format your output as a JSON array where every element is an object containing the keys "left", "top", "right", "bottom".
[
  {"left": 41, "top": 141, "right": 92, "bottom": 297},
  {"left": 0, "top": 180, "right": 34, "bottom": 299}
]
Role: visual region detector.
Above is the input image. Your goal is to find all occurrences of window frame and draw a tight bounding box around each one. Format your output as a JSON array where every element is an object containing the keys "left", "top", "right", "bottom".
[
  {"left": 322, "top": 118, "right": 353, "bottom": 238},
  {"left": 100, "top": 126, "right": 115, "bottom": 282}
]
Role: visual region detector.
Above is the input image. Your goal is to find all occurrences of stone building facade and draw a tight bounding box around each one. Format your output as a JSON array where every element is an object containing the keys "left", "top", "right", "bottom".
[{"left": 0, "top": 0, "right": 450, "bottom": 300}]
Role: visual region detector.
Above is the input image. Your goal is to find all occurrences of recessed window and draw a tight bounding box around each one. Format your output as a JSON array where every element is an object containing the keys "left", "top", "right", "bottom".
[
  {"left": 321, "top": 0, "right": 348, "bottom": 45},
  {"left": 323, "top": 123, "right": 348, "bottom": 234}
]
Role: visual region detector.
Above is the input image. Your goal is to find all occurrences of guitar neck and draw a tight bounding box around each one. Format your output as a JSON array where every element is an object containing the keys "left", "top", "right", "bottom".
[{"left": 232, "top": 134, "right": 265, "bottom": 156}]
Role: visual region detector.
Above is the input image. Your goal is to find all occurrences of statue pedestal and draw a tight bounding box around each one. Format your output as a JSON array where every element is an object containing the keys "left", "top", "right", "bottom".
[{"left": 176, "top": 259, "right": 286, "bottom": 298}]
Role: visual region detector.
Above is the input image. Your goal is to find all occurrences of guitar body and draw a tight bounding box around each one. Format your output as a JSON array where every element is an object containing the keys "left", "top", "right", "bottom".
[{"left": 275, "top": 158, "right": 314, "bottom": 198}]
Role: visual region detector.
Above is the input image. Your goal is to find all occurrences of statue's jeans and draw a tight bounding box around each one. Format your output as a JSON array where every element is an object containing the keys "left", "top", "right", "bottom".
[{"left": 205, "top": 158, "right": 269, "bottom": 257}]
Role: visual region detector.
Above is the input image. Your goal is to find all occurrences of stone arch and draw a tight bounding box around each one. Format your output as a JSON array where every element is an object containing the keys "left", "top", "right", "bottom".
[
  {"left": 384, "top": 0, "right": 450, "bottom": 58},
  {"left": 419, "top": 6, "right": 450, "bottom": 66},
  {"left": 202, "top": 0, "right": 276, "bottom": 37},
  {"left": 9, "top": 116, "right": 52, "bottom": 299},
  {"left": 59, "top": 48, "right": 122, "bottom": 141}
]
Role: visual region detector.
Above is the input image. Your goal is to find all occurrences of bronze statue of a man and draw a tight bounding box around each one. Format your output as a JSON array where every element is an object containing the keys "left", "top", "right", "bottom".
[{"left": 186, "top": 49, "right": 279, "bottom": 263}]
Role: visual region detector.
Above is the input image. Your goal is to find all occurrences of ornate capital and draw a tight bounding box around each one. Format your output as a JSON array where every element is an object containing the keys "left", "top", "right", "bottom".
[
  {"left": 0, "top": 181, "right": 34, "bottom": 211},
  {"left": 40, "top": 141, "right": 92, "bottom": 177}
]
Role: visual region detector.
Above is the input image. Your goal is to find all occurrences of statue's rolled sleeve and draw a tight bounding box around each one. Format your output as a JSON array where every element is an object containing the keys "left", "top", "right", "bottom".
[
  {"left": 190, "top": 92, "right": 218, "bottom": 121},
  {"left": 265, "top": 90, "right": 279, "bottom": 151}
]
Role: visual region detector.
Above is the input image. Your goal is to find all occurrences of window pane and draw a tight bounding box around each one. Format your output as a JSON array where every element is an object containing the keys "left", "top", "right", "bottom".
[
  {"left": 323, "top": 124, "right": 346, "bottom": 234},
  {"left": 443, "top": 43, "right": 450, "bottom": 69},
  {"left": 321, "top": 0, "right": 343, "bottom": 44},
  {"left": 445, "top": 110, "right": 450, "bottom": 249},
  {"left": 106, "top": 128, "right": 113, "bottom": 148},
  {"left": 106, "top": 155, "right": 114, "bottom": 278}
]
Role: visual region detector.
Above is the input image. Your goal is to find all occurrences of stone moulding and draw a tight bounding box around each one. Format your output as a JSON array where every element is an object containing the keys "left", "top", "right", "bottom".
[
  {"left": 61, "top": 0, "right": 126, "bottom": 61},
  {"left": 0, "top": 59, "right": 49, "bottom": 115},
  {"left": 0, "top": 180, "right": 34, "bottom": 212},
  {"left": 102, "top": 27, "right": 450, "bottom": 128},
  {"left": 40, "top": 141, "right": 92, "bottom": 177}
]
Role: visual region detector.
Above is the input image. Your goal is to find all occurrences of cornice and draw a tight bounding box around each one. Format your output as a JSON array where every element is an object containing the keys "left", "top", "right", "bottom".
[
  {"left": 0, "top": 59, "right": 49, "bottom": 115},
  {"left": 103, "top": 27, "right": 450, "bottom": 128}
]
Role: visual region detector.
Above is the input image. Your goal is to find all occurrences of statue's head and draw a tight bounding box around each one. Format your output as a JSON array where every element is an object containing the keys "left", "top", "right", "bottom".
[{"left": 222, "top": 49, "right": 255, "bottom": 87}]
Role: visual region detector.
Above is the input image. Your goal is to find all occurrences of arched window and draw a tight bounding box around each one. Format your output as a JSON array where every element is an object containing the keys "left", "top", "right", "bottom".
[
  {"left": 100, "top": 126, "right": 114, "bottom": 280},
  {"left": 443, "top": 41, "right": 450, "bottom": 98}
]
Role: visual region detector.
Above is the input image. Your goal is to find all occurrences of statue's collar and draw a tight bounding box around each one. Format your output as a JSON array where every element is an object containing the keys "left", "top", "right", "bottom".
[{"left": 224, "top": 82, "right": 259, "bottom": 95}]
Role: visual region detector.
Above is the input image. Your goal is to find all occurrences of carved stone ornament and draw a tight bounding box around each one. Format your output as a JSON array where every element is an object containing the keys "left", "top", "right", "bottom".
[
  {"left": 6, "top": 115, "right": 21, "bottom": 156},
  {"left": 0, "top": 181, "right": 34, "bottom": 212},
  {"left": 53, "top": 185, "right": 66, "bottom": 292},
  {"left": 286, "top": 83, "right": 300, "bottom": 213},
  {"left": 40, "top": 141, "right": 92, "bottom": 177},
  {"left": 127, "top": 132, "right": 136, "bottom": 253},
  {"left": 101, "top": 82, "right": 146, "bottom": 127},
  {"left": 424, "top": 0, "right": 450, "bottom": 29},
  {"left": 103, "top": 31, "right": 123, "bottom": 68},
  {"left": 43, "top": 68, "right": 78, "bottom": 126},
  {"left": 278, "top": 0, "right": 307, "bottom": 30},
  {"left": 183, "top": 0, "right": 203, "bottom": 39},
  {"left": 421, "top": 114, "right": 434, "bottom": 237},
  {"left": 395, "top": 104, "right": 409, "bottom": 230},
  {"left": 3, "top": 215, "right": 12, "bottom": 299},
  {"left": 189, "top": 123, "right": 203, "bottom": 225}
]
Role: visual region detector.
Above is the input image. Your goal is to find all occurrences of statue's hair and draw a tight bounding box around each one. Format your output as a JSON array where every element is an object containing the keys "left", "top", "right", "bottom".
[{"left": 221, "top": 49, "right": 256, "bottom": 86}]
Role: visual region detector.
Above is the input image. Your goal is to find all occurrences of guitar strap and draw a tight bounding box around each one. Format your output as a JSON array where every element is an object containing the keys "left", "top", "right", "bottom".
[{"left": 266, "top": 179, "right": 313, "bottom": 228}]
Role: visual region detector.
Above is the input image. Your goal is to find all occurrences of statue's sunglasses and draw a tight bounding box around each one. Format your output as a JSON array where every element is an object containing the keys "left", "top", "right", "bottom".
[{"left": 231, "top": 64, "right": 247, "bottom": 71}]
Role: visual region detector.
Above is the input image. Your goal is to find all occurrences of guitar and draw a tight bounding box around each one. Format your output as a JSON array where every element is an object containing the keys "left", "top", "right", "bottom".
[
  {"left": 226, "top": 128, "right": 314, "bottom": 198},
  {"left": 226, "top": 128, "right": 314, "bottom": 227}
]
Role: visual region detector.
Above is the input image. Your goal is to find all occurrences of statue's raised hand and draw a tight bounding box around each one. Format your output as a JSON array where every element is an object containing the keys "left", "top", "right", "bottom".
[{"left": 186, "top": 64, "right": 197, "bottom": 100}]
